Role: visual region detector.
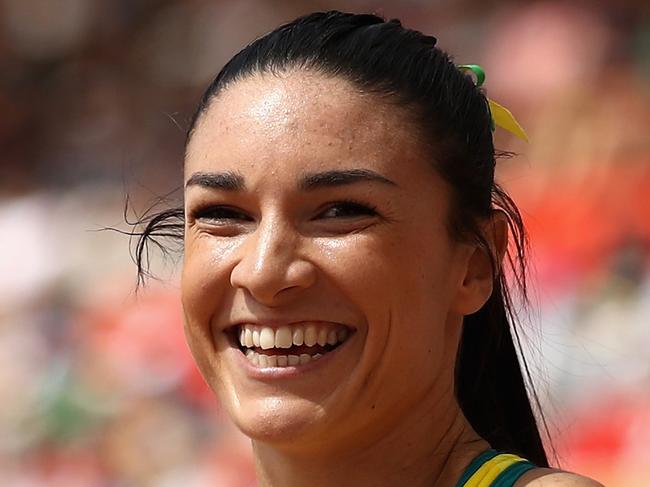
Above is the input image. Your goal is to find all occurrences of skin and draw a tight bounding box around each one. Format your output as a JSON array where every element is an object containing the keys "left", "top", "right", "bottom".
[{"left": 181, "top": 71, "right": 603, "bottom": 487}]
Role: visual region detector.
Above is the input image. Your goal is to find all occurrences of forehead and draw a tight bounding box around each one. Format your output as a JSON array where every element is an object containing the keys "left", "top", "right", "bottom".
[{"left": 185, "top": 71, "right": 426, "bottom": 179}]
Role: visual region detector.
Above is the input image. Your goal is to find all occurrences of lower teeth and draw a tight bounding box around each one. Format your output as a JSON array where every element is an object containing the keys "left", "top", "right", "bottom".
[{"left": 245, "top": 350, "right": 323, "bottom": 367}]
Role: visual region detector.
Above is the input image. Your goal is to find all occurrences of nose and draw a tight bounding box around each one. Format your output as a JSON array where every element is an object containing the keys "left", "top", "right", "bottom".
[{"left": 229, "top": 218, "right": 317, "bottom": 306}]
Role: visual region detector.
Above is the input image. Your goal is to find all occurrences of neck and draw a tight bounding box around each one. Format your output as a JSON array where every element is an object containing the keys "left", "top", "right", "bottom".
[{"left": 252, "top": 393, "right": 489, "bottom": 487}]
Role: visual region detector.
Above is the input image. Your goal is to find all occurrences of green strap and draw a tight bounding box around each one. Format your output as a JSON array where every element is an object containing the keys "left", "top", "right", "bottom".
[
  {"left": 492, "top": 461, "right": 537, "bottom": 487},
  {"left": 454, "top": 449, "right": 499, "bottom": 487}
]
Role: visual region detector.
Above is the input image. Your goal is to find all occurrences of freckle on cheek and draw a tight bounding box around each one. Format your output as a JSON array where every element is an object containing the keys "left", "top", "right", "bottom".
[
  {"left": 315, "top": 239, "right": 350, "bottom": 260},
  {"left": 211, "top": 239, "right": 242, "bottom": 263}
]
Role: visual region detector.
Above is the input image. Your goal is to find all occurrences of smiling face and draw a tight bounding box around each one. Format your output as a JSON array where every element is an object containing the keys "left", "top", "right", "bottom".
[{"left": 181, "top": 71, "right": 481, "bottom": 453}]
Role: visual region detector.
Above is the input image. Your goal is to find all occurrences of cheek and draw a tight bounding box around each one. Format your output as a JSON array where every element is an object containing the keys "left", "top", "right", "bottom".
[
  {"left": 314, "top": 229, "right": 461, "bottom": 418},
  {"left": 315, "top": 227, "right": 456, "bottom": 313},
  {"left": 181, "top": 233, "right": 243, "bottom": 333},
  {"left": 314, "top": 227, "right": 459, "bottom": 371}
]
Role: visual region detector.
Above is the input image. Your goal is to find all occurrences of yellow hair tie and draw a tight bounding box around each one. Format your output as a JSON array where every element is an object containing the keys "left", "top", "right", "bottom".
[{"left": 458, "top": 64, "right": 529, "bottom": 142}]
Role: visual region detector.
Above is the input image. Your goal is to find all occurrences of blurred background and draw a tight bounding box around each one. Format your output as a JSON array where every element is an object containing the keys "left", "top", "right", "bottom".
[{"left": 1, "top": 0, "right": 649, "bottom": 485}]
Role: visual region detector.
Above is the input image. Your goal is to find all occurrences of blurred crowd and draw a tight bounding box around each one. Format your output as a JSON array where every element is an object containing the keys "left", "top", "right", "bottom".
[{"left": 1, "top": 0, "right": 649, "bottom": 485}]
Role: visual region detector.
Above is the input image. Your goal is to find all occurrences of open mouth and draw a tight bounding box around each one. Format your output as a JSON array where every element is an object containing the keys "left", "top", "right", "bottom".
[{"left": 231, "top": 323, "right": 352, "bottom": 368}]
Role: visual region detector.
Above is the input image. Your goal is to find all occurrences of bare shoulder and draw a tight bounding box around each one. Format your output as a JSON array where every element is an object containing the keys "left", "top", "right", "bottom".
[{"left": 517, "top": 468, "right": 605, "bottom": 487}]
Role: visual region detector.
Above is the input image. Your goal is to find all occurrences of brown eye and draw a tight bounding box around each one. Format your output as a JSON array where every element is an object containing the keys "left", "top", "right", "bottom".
[
  {"left": 193, "top": 206, "right": 253, "bottom": 223},
  {"left": 318, "top": 201, "right": 378, "bottom": 219}
]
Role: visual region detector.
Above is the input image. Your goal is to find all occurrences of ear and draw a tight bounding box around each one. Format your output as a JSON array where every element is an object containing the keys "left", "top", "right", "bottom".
[{"left": 450, "top": 210, "right": 508, "bottom": 316}]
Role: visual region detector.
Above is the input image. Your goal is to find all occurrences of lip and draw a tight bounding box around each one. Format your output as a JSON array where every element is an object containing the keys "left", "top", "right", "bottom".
[{"left": 224, "top": 327, "right": 354, "bottom": 381}]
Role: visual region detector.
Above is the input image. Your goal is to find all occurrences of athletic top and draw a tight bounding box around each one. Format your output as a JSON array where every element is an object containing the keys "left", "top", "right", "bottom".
[{"left": 454, "top": 449, "right": 537, "bottom": 487}]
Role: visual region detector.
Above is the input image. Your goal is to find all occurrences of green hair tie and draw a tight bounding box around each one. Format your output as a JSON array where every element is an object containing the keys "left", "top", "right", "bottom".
[{"left": 458, "top": 64, "right": 486, "bottom": 87}]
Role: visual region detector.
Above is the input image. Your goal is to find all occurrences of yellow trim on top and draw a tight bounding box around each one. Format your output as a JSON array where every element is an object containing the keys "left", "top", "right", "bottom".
[{"left": 464, "top": 453, "right": 528, "bottom": 487}]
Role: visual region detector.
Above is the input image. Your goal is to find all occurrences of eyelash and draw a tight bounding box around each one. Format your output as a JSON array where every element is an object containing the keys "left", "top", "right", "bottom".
[
  {"left": 191, "top": 200, "right": 378, "bottom": 223},
  {"left": 317, "top": 200, "right": 378, "bottom": 219},
  {"left": 192, "top": 205, "right": 252, "bottom": 223}
]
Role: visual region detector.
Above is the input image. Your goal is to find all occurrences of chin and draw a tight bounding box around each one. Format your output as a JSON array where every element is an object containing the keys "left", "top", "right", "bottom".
[{"left": 226, "top": 394, "right": 328, "bottom": 445}]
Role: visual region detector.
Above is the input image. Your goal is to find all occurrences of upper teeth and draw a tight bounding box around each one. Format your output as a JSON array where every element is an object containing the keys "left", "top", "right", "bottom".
[{"left": 238, "top": 323, "right": 349, "bottom": 350}]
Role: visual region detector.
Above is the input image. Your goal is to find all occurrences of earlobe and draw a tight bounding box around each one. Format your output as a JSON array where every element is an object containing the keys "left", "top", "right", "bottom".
[{"left": 450, "top": 211, "right": 509, "bottom": 316}]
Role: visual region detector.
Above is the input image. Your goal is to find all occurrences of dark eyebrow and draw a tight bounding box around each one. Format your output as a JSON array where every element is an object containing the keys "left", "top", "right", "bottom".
[
  {"left": 185, "top": 171, "right": 245, "bottom": 191},
  {"left": 298, "top": 169, "right": 397, "bottom": 190}
]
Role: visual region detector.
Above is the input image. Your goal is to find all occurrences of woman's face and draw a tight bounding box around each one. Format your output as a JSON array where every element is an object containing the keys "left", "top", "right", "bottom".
[{"left": 182, "top": 71, "right": 480, "bottom": 451}]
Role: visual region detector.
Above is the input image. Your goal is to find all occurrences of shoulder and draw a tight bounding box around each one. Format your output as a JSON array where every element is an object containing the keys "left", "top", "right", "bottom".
[{"left": 517, "top": 468, "right": 605, "bottom": 487}]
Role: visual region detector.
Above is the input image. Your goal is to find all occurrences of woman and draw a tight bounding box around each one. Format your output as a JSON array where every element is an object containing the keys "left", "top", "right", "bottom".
[{"left": 136, "top": 11, "right": 602, "bottom": 487}]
